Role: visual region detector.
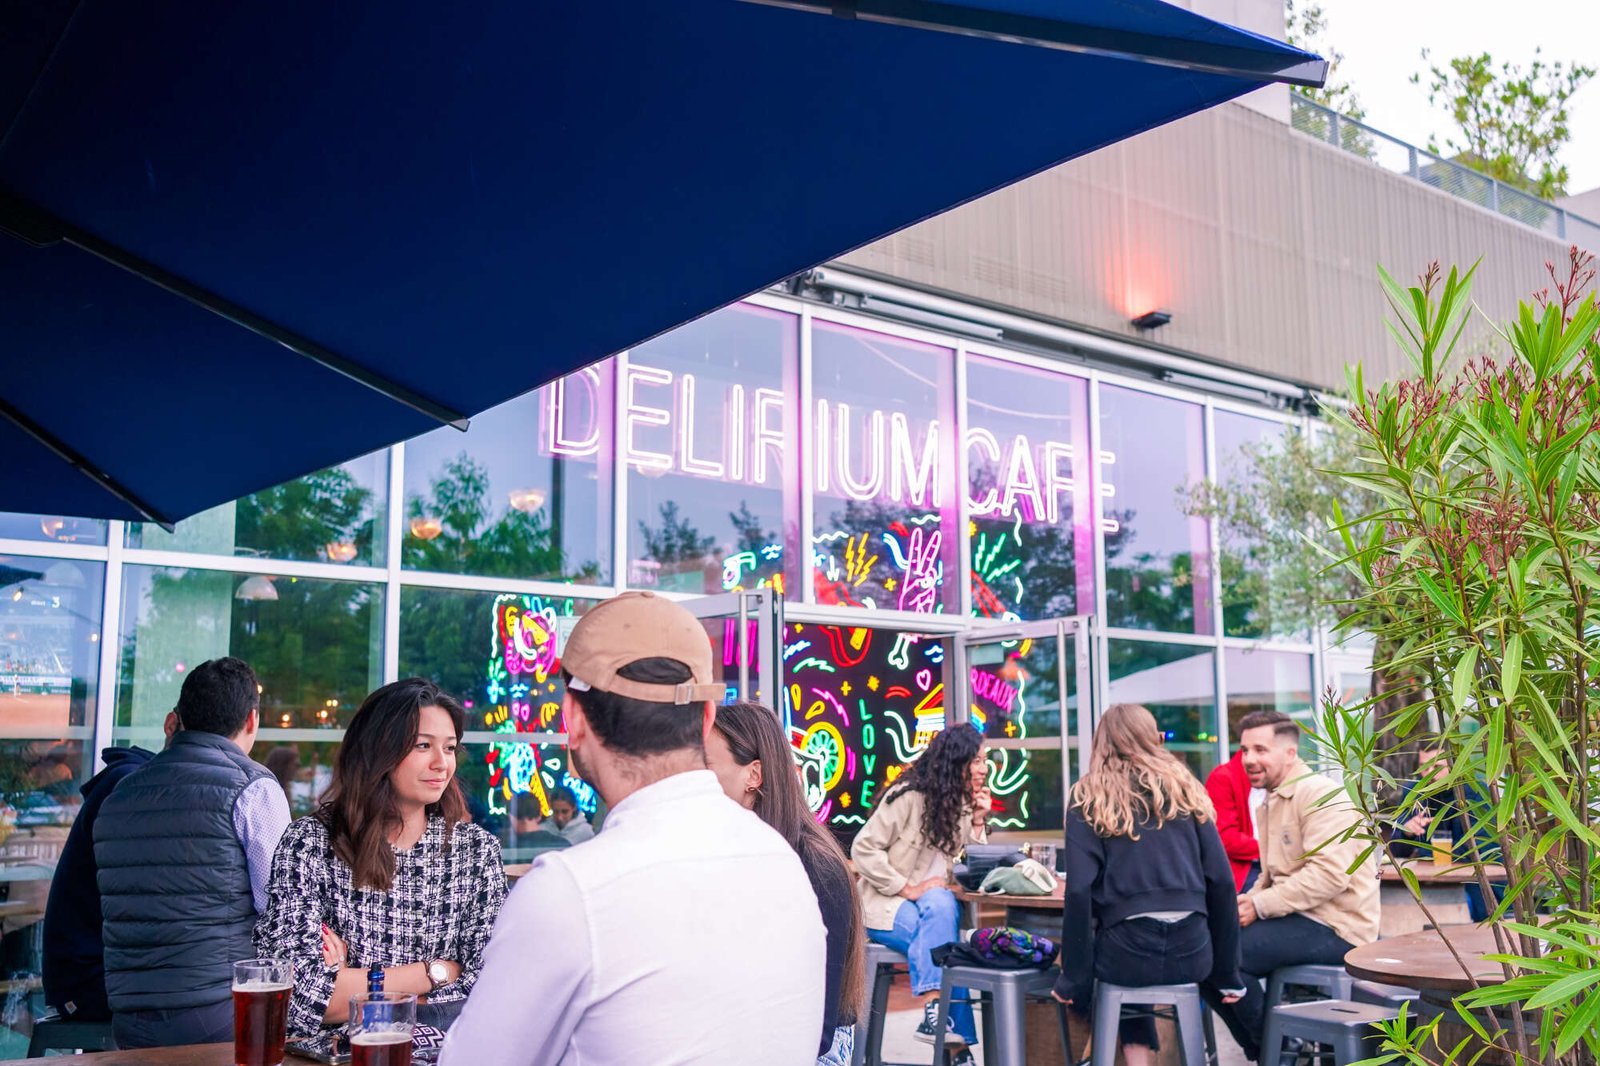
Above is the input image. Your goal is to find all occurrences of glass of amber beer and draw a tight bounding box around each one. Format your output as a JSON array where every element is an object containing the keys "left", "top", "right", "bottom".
[
  {"left": 348, "top": 991, "right": 416, "bottom": 1066},
  {"left": 233, "top": 958, "right": 293, "bottom": 1066}
]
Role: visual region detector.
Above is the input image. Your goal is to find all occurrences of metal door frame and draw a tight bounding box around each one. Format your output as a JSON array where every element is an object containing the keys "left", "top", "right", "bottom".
[
  {"left": 680, "top": 587, "right": 782, "bottom": 703},
  {"left": 952, "top": 614, "right": 1097, "bottom": 821}
]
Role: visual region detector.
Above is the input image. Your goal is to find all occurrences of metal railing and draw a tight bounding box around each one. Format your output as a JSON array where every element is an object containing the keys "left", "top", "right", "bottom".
[{"left": 1290, "top": 96, "right": 1600, "bottom": 253}]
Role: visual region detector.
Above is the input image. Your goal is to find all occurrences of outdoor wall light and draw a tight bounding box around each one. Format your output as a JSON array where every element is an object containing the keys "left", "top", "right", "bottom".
[{"left": 1131, "top": 309, "right": 1172, "bottom": 330}]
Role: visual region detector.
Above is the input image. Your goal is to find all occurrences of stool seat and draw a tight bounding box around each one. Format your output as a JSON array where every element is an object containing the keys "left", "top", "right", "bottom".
[
  {"left": 1265, "top": 964, "right": 1355, "bottom": 1010},
  {"left": 1262, "top": 999, "right": 1400, "bottom": 1066},
  {"left": 27, "top": 1016, "right": 117, "bottom": 1057},
  {"left": 1351, "top": 979, "right": 1421, "bottom": 1008},
  {"left": 1089, "top": 982, "right": 1208, "bottom": 1066},
  {"left": 934, "top": 965, "right": 1066, "bottom": 1066}
]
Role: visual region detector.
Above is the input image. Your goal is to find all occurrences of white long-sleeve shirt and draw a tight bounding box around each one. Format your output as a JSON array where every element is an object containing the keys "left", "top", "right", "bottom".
[{"left": 441, "top": 770, "right": 825, "bottom": 1066}]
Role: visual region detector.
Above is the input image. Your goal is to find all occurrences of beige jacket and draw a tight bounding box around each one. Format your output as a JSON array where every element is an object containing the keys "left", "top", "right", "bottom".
[
  {"left": 1247, "top": 759, "right": 1380, "bottom": 947},
  {"left": 850, "top": 787, "right": 986, "bottom": 931}
]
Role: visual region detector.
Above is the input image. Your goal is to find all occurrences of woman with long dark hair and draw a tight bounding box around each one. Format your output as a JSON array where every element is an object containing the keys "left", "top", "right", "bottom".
[
  {"left": 704, "top": 702, "right": 865, "bottom": 1066},
  {"left": 1052, "top": 704, "right": 1244, "bottom": 1066},
  {"left": 256, "top": 678, "right": 507, "bottom": 1037},
  {"left": 850, "top": 723, "right": 989, "bottom": 1064}
]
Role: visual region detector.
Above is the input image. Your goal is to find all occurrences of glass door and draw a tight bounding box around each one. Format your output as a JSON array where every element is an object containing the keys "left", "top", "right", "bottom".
[
  {"left": 954, "top": 615, "right": 1094, "bottom": 838},
  {"left": 680, "top": 588, "right": 781, "bottom": 705}
]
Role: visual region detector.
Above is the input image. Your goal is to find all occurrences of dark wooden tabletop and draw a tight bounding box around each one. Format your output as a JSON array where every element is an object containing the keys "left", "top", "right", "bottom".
[
  {"left": 0, "top": 1043, "right": 320, "bottom": 1066},
  {"left": 1344, "top": 924, "right": 1508, "bottom": 993}
]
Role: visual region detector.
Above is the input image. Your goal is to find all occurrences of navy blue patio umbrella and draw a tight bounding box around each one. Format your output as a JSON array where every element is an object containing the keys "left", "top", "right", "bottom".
[{"left": 0, "top": 0, "right": 1321, "bottom": 528}]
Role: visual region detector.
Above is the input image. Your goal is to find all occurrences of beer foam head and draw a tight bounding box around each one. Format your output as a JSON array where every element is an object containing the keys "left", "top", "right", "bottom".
[
  {"left": 233, "top": 980, "right": 292, "bottom": 993},
  {"left": 351, "top": 1032, "right": 412, "bottom": 1045}
]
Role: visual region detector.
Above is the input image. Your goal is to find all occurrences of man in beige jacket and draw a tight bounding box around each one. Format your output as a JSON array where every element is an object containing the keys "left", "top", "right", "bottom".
[{"left": 1202, "top": 711, "right": 1379, "bottom": 1064}]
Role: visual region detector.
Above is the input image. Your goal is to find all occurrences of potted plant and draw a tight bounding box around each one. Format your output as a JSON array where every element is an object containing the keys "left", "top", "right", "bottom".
[{"left": 1316, "top": 248, "right": 1600, "bottom": 1066}]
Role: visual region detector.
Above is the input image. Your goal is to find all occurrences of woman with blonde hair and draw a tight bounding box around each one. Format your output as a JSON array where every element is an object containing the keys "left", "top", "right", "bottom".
[{"left": 1052, "top": 704, "right": 1244, "bottom": 1066}]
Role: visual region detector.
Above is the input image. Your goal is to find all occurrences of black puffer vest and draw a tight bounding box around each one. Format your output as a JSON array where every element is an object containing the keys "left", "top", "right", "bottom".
[{"left": 94, "top": 731, "right": 274, "bottom": 1012}]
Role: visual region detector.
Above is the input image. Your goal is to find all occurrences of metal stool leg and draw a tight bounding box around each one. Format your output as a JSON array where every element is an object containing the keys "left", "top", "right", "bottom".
[
  {"left": 1175, "top": 993, "right": 1207, "bottom": 1066},
  {"left": 1261, "top": 1004, "right": 1285, "bottom": 1066},
  {"left": 1203, "top": 1004, "right": 1220, "bottom": 1066},
  {"left": 1091, "top": 987, "right": 1124, "bottom": 1066},
  {"left": 934, "top": 974, "right": 955, "bottom": 1066},
  {"left": 989, "top": 981, "right": 1028, "bottom": 1066}
]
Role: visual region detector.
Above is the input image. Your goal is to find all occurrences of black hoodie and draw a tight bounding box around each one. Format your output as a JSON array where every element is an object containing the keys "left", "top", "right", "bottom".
[{"left": 42, "top": 746, "right": 155, "bottom": 1018}]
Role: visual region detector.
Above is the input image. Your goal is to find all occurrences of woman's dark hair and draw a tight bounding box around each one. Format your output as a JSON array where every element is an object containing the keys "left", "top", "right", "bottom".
[
  {"left": 713, "top": 702, "right": 864, "bottom": 1025},
  {"left": 318, "top": 678, "right": 469, "bottom": 891},
  {"left": 885, "top": 723, "right": 984, "bottom": 857}
]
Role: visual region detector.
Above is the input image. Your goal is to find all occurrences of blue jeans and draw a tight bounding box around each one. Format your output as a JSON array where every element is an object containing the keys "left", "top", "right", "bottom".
[
  {"left": 865, "top": 889, "right": 978, "bottom": 1044},
  {"left": 817, "top": 1025, "right": 855, "bottom": 1066}
]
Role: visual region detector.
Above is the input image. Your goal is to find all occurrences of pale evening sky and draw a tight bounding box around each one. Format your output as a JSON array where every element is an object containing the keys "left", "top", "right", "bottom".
[{"left": 1314, "top": 0, "right": 1600, "bottom": 197}]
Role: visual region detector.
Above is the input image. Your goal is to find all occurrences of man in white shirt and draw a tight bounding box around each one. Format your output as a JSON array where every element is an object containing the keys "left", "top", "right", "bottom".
[{"left": 442, "top": 592, "right": 825, "bottom": 1066}]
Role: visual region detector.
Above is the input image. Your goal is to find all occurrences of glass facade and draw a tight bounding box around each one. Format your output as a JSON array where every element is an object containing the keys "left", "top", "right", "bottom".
[{"left": 0, "top": 293, "right": 1332, "bottom": 1045}]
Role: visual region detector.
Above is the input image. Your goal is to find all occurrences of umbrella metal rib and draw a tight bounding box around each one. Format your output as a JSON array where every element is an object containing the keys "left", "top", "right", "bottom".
[
  {"left": 741, "top": 0, "right": 1329, "bottom": 87},
  {"left": 0, "top": 187, "right": 472, "bottom": 434}
]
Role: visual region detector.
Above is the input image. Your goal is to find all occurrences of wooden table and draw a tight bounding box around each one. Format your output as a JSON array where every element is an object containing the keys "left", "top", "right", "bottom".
[
  {"left": 505, "top": 862, "right": 531, "bottom": 882},
  {"left": 1345, "top": 924, "right": 1505, "bottom": 994},
  {"left": 953, "top": 882, "right": 1064, "bottom": 939},
  {"left": 0, "top": 1044, "right": 320, "bottom": 1065}
]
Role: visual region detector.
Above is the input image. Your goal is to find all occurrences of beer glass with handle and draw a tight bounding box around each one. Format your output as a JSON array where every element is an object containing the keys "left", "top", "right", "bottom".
[
  {"left": 233, "top": 958, "right": 293, "bottom": 1066},
  {"left": 349, "top": 991, "right": 416, "bottom": 1066}
]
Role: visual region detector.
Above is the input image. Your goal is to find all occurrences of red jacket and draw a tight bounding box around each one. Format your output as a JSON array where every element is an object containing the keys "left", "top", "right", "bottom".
[{"left": 1206, "top": 751, "right": 1258, "bottom": 890}]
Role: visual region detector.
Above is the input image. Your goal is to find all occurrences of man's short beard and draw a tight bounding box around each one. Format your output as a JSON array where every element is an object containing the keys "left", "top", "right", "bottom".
[{"left": 567, "top": 742, "right": 593, "bottom": 785}]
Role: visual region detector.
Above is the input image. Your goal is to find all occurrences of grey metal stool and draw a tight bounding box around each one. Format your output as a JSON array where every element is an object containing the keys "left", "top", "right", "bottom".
[
  {"left": 27, "top": 1017, "right": 116, "bottom": 1057},
  {"left": 852, "top": 944, "right": 919, "bottom": 1066},
  {"left": 1265, "top": 964, "right": 1355, "bottom": 1010},
  {"left": 1261, "top": 1000, "right": 1400, "bottom": 1066},
  {"left": 1351, "top": 980, "right": 1421, "bottom": 1009},
  {"left": 1090, "top": 983, "right": 1208, "bottom": 1066},
  {"left": 932, "top": 965, "right": 1068, "bottom": 1066}
]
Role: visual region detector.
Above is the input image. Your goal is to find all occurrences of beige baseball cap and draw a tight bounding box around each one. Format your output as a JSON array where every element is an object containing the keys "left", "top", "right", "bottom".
[{"left": 561, "top": 591, "right": 724, "bottom": 705}]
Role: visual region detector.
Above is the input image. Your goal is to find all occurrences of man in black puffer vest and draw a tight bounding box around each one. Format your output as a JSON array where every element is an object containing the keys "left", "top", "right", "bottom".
[{"left": 94, "top": 657, "right": 290, "bottom": 1049}]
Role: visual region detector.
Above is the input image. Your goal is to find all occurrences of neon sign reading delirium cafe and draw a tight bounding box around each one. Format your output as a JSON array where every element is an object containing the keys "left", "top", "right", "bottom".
[
  {"left": 543, "top": 363, "right": 1092, "bottom": 612},
  {"left": 481, "top": 594, "right": 597, "bottom": 819}
]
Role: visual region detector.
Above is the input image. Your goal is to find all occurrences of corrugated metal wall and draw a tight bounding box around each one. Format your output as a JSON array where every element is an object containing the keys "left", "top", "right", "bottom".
[{"left": 836, "top": 102, "right": 1573, "bottom": 390}]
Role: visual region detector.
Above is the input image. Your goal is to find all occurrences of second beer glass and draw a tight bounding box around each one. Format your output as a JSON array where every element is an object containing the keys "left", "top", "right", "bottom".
[{"left": 349, "top": 991, "right": 416, "bottom": 1066}]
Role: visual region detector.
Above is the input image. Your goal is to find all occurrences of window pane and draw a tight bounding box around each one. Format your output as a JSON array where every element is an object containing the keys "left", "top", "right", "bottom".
[
  {"left": 784, "top": 621, "right": 951, "bottom": 845},
  {"left": 399, "top": 588, "right": 602, "bottom": 848},
  {"left": 0, "top": 513, "right": 107, "bottom": 546},
  {"left": 988, "top": 745, "right": 1066, "bottom": 837},
  {"left": 1213, "top": 412, "right": 1293, "bottom": 639},
  {"left": 624, "top": 305, "right": 798, "bottom": 596},
  {"left": 247, "top": 737, "right": 340, "bottom": 818},
  {"left": 965, "top": 357, "right": 1093, "bottom": 620},
  {"left": 115, "top": 567, "right": 383, "bottom": 743},
  {"left": 0, "top": 556, "right": 103, "bottom": 1000},
  {"left": 1107, "top": 639, "right": 1218, "bottom": 778},
  {"left": 1223, "top": 648, "right": 1314, "bottom": 756},
  {"left": 403, "top": 368, "right": 613, "bottom": 584},
  {"left": 811, "top": 322, "right": 955, "bottom": 613},
  {"left": 128, "top": 453, "right": 390, "bottom": 567},
  {"left": 1099, "top": 386, "right": 1211, "bottom": 634}
]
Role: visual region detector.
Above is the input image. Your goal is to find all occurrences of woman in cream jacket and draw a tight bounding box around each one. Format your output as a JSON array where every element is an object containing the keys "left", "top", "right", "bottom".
[{"left": 850, "top": 724, "right": 989, "bottom": 1060}]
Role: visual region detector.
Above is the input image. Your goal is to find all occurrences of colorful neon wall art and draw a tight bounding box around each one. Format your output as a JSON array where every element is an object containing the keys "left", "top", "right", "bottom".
[
  {"left": 481, "top": 593, "right": 598, "bottom": 819},
  {"left": 783, "top": 621, "right": 946, "bottom": 838}
]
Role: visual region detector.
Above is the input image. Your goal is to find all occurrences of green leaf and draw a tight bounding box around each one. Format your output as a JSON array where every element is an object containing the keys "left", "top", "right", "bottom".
[
  {"left": 1451, "top": 647, "right": 1478, "bottom": 710},
  {"left": 1524, "top": 967, "right": 1600, "bottom": 1010},
  {"left": 1500, "top": 633, "right": 1521, "bottom": 699},
  {"left": 1416, "top": 572, "right": 1467, "bottom": 629}
]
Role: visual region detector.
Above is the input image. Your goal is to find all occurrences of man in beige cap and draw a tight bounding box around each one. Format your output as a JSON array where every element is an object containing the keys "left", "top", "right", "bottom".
[{"left": 442, "top": 592, "right": 826, "bottom": 1066}]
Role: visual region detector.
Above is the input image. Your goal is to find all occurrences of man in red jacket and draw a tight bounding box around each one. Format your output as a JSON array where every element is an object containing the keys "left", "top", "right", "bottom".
[{"left": 1207, "top": 735, "right": 1264, "bottom": 892}]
